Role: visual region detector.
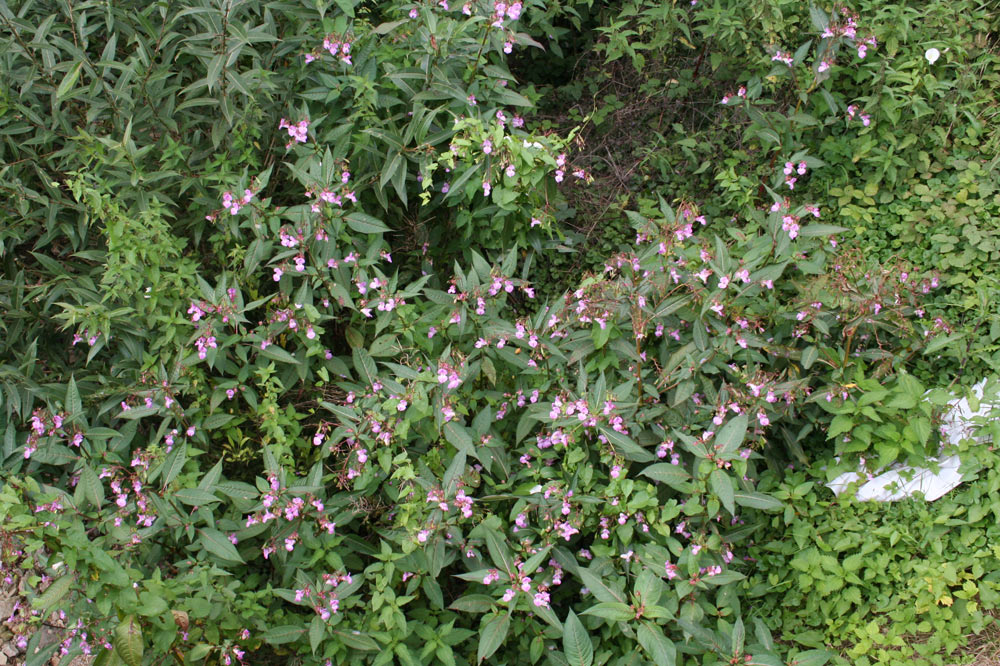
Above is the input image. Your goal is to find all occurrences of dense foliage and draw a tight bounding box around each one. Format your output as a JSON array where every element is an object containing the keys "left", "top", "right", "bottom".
[{"left": 2, "top": 0, "right": 999, "bottom": 665}]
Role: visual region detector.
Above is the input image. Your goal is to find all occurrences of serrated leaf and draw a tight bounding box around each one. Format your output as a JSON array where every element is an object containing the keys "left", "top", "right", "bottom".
[
  {"left": 579, "top": 568, "right": 626, "bottom": 604},
  {"left": 173, "top": 488, "right": 220, "bottom": 506},
  {"left": 478, "top": 613, "right": 510, "bottom": 663},
  {"left": 637, "top": 622, "right": 675, "bottom": 666},
  {"left": 563, "top": 610, "right": 593, "bottom": 666},
  {"left": 790, "top": 649, "right": 834, "bottom": 666},
  {"left": 345, "top": 212, "right": 390, "bottom": 234},
  {"left": 65, "top": 376, "right": 82, "bottom": 416},
  {"left": 448, "top": 594, "right": 495, "bottom": 613},
  {"left": 202, "top": 413, "right": 235, "bottom": 430},
  {"left": 260, "top": 344, "right": 300, "bottom": 365},
  {"left": 734, "top": 490, "right": 783, "bottom": 511},
  {"left": 716, "top": 414, "right": 747, "bottom": 457},
  {"left": 263, "top": 625, "right": 306, "bottom": 645},
  {"left": 79, "top": 464, "right": 104, "bottom": 509},
  {"left": 711, "top": 469, "right": 735, "bottom": 515},
  {"left": 113, "top": 616, "right": 143, "bottom": 666},
  {"left": 639, "top": 463, "right": 691, "bottom": 490},
  {"left": 198, "top": 528, "right": 244, "bottom": 563},
  {"left": 32, "top": 574, "right": 74, "bottom": 613},
  {"left": 353, "top": 347, "right": 378, "bottom": 387},
  {"left": 598, "top": 426, "right": 654, "bottom": 462},
  {"left": 580, "top": 602, "right": 632, "bottom": 622},
  {"left": 332, "top": 630, "right": 380, "bottom": 651}
]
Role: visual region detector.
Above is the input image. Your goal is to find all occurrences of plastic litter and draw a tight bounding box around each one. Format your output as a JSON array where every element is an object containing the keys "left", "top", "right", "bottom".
[{"left": 826, "top": 379, "right": 996, "bottom": 502}]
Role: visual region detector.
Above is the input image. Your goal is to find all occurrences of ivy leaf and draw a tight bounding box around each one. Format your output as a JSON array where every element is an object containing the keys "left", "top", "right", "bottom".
[{"left": 563, "top": 610, "right": 593, "bottom": 666}]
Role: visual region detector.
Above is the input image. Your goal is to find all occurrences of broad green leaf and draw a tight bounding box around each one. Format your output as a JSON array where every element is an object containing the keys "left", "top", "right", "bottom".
[
  {"left": 477, "top": 613, "right": 510, "bottom": 663},
  {"left": 710, "top": 469, "right": 735, "bottom": 515},
  {"left": 198, "top": 528, "right": 244, "bottom": 563},
  {"left": 639, "top": 463, "right": 691, "bottom": 490},
  {"left": 32, "top": 574, "right": 74, "bottom": 613},
  {"left": 716, "top": 414, "right": 747, "bottom": 457},
  {"left": 202, "top": 413, "right": 235, "bottom": 430},
  {"left": 259, "top": 344, "right": 300, "bottom": 365},
  {"left": 563, "top": 610, "right": 593, "bottom": 666},
  {"left": 345, "top": 212, "right": 390, "bottom": 234},
  {"left": 579, "top": 568, "right": 626, "bottom": 604},
  {"left": 448, "top": 594, "right": 495, "bottom": 613},
  {"left": 580, "top": 602, "right": 632, "bottom": 622},
  {"left": 173, "top": 488, "right": 221, "bottom": 506},
  {"left": 734, "top": 490, "right": 783, "bottom": 511},
  {"left": 79, "top": 464, "right": 104, "bottom": 509},
  {"left": 113, "top": 616, "right": 143, "bottom": 666},
  {"left": 263, "top": 625, "right": 307, "bottom": 645},
  {"left": 637, "top": 622, "right": 675, "bottom": 666},
  {"left": 56, "top": 62, "right": 84, "bottom": 100},
  {"left": 65, "top": 376, "right": 82, "bottom": 416},
  {"left": 598, "top": 426, "right": 654, "bottom": 462}
]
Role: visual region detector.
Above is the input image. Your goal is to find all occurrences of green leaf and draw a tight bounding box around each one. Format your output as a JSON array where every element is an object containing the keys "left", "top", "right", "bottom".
[
  {"left": 202, "top": 413, "right": 235, "bottom": 430},
  {"left": 56, "top": 62, "right": 84, "bottom": 100},
  {"left": 65, "top": 376, "right": 82, "bottom": 416},
  {"left": 443, "top": 421, "right": 476, "bottom": 457},
  {"left": 563, "top": 610, "right": 593, "bottom": 666},
  {"left": 484, "top": 529, "right": 516, "bottom": 579},
  {"left": 637, "top": 622, "right": 675, "bottom": 666},
  {"left": 715, "top": 414, "right": 747, "bottom": 457},
  {"left": 580, "top": 602, "right": 632, "bottom": 622},
  {"left": 173, "top": 488, "right": 221, "bottom": 506},
  {"left": 198, "top": 528, "right": 244, "bottom": 563},
  {"left": 639, "top": 463, "right": 691, "bottom": 490},
  {"left": 734, "top": 490, "right": 783, "bottom": 511},
  {"left": 579, "top": 568, "right": 626, "bottom": 604},
  {"left": 801, "top": 346, "right": 818, "bottom": 369},
  {"left": 309, "top": 615, "right": 325, "bottom": 655},
  {"left": 332, "top": 630, "right": 380, "bottom": 651},
  {"left": 448, "top": 594, "right": 495, "bottom": 613},
  {"left": 797, "top": 224, "right": 848, "bottom": 238},
  {"left": 353, "top": 347, "right": 379, "bottom": 387},
  {"left": 79, "top": 464, "right": 104, "bottom": 509},
  {"left": 263, "top": 625, "right": 307, "bottom": 645},
  {"left": 711, "top": 469, "right": 735, "bottom": 515},
  {"left": 477, "top": 613, "right": 510, "bottom": 663},
  {"left": 259, "top": 344, "right": 300, "bottom": 365},
  {"left": 790, "top": 649, "right": 834, "bottom": 666},
  {"left": 113, "top": 616, "right": 143, "bottom": 666},
  {"left": 345, "top": 212, "right": 391, "bottom": 234},
  {"left": 599, "top": 426, "right": 654, "bottom": 462},
  {"left": 32, "top": 574, "right": 74, "bottom": 613}
]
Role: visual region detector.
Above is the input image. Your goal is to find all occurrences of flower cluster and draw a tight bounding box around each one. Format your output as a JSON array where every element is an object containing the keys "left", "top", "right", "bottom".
[{"left": 278, "top": 117, "right": 310, "bottom": 148}]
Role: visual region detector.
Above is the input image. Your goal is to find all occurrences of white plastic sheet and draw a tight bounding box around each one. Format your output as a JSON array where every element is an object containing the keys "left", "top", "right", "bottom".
[{"left": 826, "top": 379, "right": 995, "bottom": 502}]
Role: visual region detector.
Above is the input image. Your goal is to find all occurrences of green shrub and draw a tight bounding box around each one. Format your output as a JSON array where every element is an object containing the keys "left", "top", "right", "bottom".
[{"left": 748, "top": 430, "right": 1000, "bottom": 666}]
